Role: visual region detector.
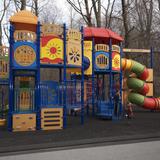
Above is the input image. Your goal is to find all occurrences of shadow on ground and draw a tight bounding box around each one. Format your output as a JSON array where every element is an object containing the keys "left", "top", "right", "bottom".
[{"left": 0, "top": 109, "right": 160, "bottom": 153}]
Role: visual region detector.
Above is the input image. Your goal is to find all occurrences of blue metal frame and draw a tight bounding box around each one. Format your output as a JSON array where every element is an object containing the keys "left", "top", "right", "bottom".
[
  {"left": 8, "top": 21, "right": 41, "bottom": 131},
  {"left": 109, "top": 39, "right": 113, "bottom": 108},
  {"left": 92, "top": 38, "right": 95, "bottom": 116},
  {"left": 119, "top": 42, "right": 123, "bottom": 118},
  {"left": 93, "top": 38, "right": 122, "bottom": 119},
  {"left": 8, "top": 24, "right": 14, "bottom": 131},
  {"left": 63, "top": 23, "right": 67, "bottom": 129},
  {"left": 7, "top": 20, "right": 88, "bottom": 131},
  {"left": 150, "top": 47, "right": 153, "bottom": 68},
  {"left": 36, "top": 22, "right": 41, "bottom": 130},
  {"left": 81, "top": 26, "right": 84, "bottom": 124}
]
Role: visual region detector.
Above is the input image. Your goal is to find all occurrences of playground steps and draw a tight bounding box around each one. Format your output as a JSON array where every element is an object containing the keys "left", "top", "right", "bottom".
[
  {"left": 12, "top": 113, "right": 36, "bottom": 132},
  {"left": 41, "top": 108, "right": 63, "bottom": 130}
]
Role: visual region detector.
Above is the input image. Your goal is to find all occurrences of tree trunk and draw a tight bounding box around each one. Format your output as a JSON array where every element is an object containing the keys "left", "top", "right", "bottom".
[
  {"left": 34, "top": 0, "right": 38, "bottom": 16},
  {"left": 92, "top": 0, "right": 101, "bottom": 27},
  {"left": 121, "top": 0, "right": 130, "bottom": 48},
  {"left": 20, "top": 0, "right": 26, "bottom": 10},
  {"left": 0, "top": 22, "right": 2, "bottom": 46}
]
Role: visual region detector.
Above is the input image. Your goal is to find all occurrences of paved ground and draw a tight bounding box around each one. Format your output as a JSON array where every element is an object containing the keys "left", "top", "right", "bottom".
[
  {"left": 0, "top": 109, "right": 160, "bottom": 154},
  {"left": 1, "top": 140, "right": 160, "bottom": 160}
]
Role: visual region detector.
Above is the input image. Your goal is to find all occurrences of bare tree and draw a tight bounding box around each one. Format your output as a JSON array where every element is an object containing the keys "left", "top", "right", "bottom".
[
  {"left": 121, "top": 0, "right": 130, "bottom": 48},
  {"left": 13, "top": 0, "right": 27, "bottom": 11},
  {"left": 157, "top": 0, "right": 160, "bottom": 11},
  {"left": 92, "top": 0, "right": 101, "bottom": 27},
  {"left": 32, "top": 0, "right": 38, "bottom": 16},
  {"left": 0, "top": 0, "right": 10, "bottom": 46},
  {"left": 135, "top": 0, "right": 153, "bottom": 48},
  {"left": 102, "top": 0, "right": 116, "bottom": 28},
  {"left": 67, "top": 0, "right": 102, "bottom": 27},
  {"left": 67, "top": 0, "right": 93, "bottom": 26}
]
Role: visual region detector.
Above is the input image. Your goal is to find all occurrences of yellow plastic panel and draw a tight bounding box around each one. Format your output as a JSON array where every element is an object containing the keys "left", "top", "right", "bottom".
[
  {"left": 12, "top": 114, "right": 36, "bottom": 132},
  {"left": 112, "top": 52, "right": 120, "bottom": 71},
  {"left": 67, "top": 40, "right": 82, "bottom": 66},
  {"left": 95, "top": 44, "right": 108, "bottom": 52},
  {"left": 67, "top": 29, "right": 81, "bottom": 41},
  {"left": 41, "top": 24, "right": 63, "bottom": 36},
  {"left": 112, "top": 45, "right": 120, "bottom": 53},
  {"left": 10, "top": 10, "right": 38, "bottom": 25},
  {"left": 84, "top": 41, "right": 92, "bottom": 75},
  {"left": 146, "top": 69, "right": 153, "bottom": 82},
  {"left": 41, "top": 108, "right": 63, "bottom": 130},
  {"left": 41, "top": 36, "right": 63, "bottom": 64},
  {"left": 146, "top": 83, "right": 153, "bottom": 96}
]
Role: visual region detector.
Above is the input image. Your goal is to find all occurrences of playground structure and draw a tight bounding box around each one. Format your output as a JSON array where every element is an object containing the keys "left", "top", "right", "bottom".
[{"left": 0, "top": 10, "right": 159, "bottom": 132}]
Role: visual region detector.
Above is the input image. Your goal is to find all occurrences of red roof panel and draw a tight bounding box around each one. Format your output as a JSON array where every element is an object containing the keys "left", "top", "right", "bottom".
[{"left": 84, "top": 27, "right": 123, "bottom": 44}]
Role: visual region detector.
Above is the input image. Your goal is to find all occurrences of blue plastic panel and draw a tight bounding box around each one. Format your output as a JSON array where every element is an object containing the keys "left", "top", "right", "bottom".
[
  {"left": 95, "top": 51, "right": 109, "bottom": 71},
  {"left": 13, "top": 42, "right": 37, "bottom": 69},
  {"left": 40, "top": 81, "right": 59, "bottom": 107}
]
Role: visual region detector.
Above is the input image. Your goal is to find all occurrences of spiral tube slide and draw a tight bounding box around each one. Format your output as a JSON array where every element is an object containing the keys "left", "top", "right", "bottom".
[{"left": 122, "top": 58, "right": 160, "bottom": 110}]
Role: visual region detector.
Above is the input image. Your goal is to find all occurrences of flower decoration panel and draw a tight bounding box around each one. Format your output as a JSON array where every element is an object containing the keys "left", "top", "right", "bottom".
[{"left": 67, "top": 40, "right": 82, "bottom": 66}]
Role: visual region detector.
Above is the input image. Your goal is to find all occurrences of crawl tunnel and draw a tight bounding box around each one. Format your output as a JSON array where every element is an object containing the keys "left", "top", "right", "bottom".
[{"left": 122, "top": 58, "right": 160, "bottom": 110}]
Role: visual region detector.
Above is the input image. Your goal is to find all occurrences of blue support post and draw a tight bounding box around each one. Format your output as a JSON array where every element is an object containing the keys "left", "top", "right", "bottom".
[
  {"left": 150, "top": 47, "right": 153, "bottom": 68},
  {"left": 92, "top": 38, "right": 95, "bottom": 116},
  {"left": 36, "top": 21, "right": 41, "bottom": 130},
  {"left": 59, "top": 68, "right": 62, "bottom": 105},
  {"left": 119, "top": 42, "right": 123, "bottom": 117},
  {"left": 96, "top": 74, "right": 99, "bottom": 101},
  {"left": 102, "top": 74, "right": 105, "bottom": 101},
  {"left": 63, "top": 23, "right": 67, "bottom": 128},
  {"left": 109, "top": 39, "right": 113, "bottom": 108},
  {"left": 81, "top": 26, "right": 84, "bottom": 124},
  {"left": 1, "top": 88, "right": 4, "bottom": 119},
  {"left": 8, "top": 24, "right": 14, "bottom": 131}
]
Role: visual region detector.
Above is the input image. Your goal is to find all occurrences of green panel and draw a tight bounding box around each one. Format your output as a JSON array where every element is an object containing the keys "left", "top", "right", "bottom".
[
  {"left": 131, "top": 60, "right": 145, "bottom": 77},
  {"left": 127, "top": 78, "right": 144, "bottom": 91},
  {"left": 128, "top": 93, "right": 145, "bottom": 106}
]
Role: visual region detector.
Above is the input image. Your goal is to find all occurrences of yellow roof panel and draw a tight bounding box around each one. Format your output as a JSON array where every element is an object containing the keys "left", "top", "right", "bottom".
[{"left": 9, "top": 10, "right": 38, "bottom": 25}]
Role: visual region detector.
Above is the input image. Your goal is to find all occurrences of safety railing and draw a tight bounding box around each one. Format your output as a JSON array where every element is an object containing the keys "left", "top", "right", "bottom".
[{"left": 14, "top": 88, "right": 35, "bottom": 112}]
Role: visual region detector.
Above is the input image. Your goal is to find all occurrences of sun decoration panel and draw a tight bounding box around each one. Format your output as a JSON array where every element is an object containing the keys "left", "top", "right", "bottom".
[
  {"left": 41, "top": 36, "right": 63, "bottom": 64},
  {"left": 112, "top": 52, "right": 120, "bottom": 71},
  {"left": 13, "top": 42, "right": 36, "bottom": 68}
]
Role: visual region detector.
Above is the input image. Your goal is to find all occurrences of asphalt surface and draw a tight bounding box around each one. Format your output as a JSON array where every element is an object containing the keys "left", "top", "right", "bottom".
[
  {"left": 0, "top": 109, "right": 160, "bottom": 155},
  {"left": 1, "top": 140, "right": 160, "bottom": 160}
]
